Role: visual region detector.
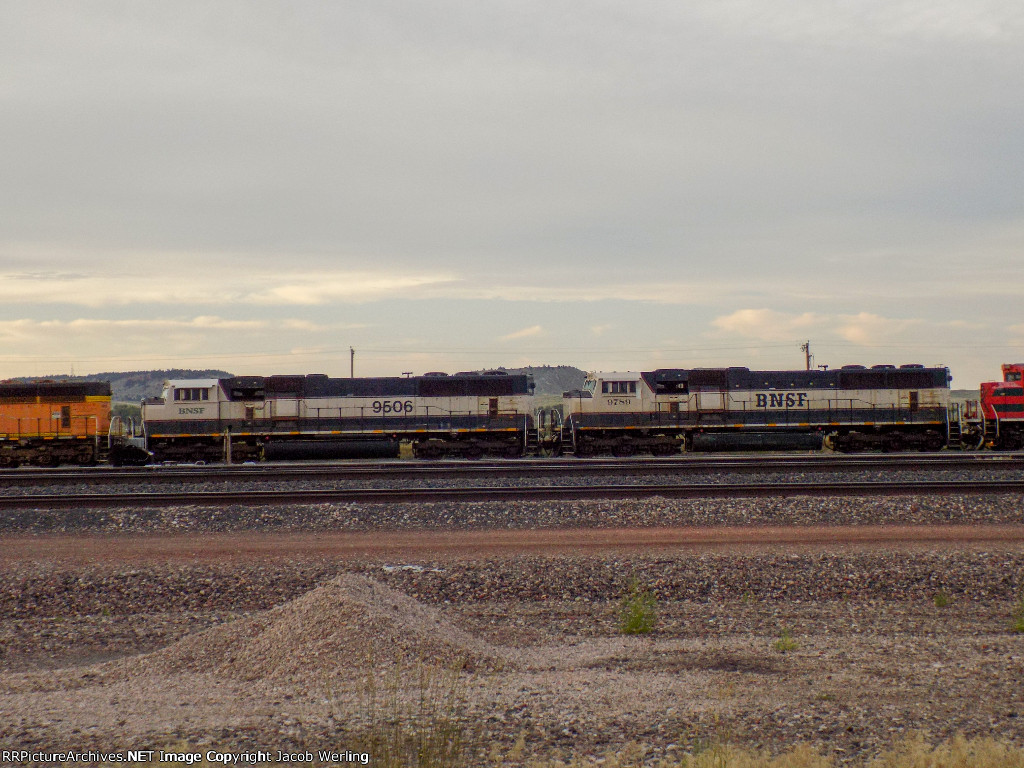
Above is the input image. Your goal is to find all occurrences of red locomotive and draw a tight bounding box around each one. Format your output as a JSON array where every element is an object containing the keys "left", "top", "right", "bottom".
[{"left": 974, "top": 363, "right": 1024, "bottom": 450}]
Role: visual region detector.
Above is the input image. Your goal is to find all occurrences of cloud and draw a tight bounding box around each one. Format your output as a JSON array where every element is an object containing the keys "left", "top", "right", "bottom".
[
  {"left": 712, "top": 309, "right": 823, "bottom": 341},
  {"left": 835, "top": 312, "right": 918, "bottom": 346},
  {"left": 710, "top": 308, "right": 990, "bottom": 351},
  {"left": 246, "top": 273, "right": 460, "bottom": 305},
  {"left": 0, "top": 263, "right": 459, "bottom": 307},
  {"left": 499, "top": 325, "right": 544, "bottom": 341}
]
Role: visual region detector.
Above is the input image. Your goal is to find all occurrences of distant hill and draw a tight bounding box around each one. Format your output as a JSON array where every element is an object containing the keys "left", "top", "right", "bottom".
[{"left": 16, "top": 370, "right": 233, "bottom": 403}]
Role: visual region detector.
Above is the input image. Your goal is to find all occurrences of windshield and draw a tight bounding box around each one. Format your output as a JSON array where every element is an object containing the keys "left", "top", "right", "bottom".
[{"left": 583, "top": 379, "right": 596, "bottom": 393}]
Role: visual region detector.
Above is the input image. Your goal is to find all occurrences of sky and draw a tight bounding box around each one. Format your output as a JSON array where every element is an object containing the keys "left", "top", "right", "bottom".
[{"left": 2, "top": 2, "right": 1023, "bottom": 389}]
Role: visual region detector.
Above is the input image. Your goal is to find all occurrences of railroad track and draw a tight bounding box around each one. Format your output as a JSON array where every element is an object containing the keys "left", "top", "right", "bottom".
[
  {"left": 3, "top": 478, "right": 1024, "bottom": 509},
  {"left": 1, "top": 452, "right": 1022, "bottom": 486}
]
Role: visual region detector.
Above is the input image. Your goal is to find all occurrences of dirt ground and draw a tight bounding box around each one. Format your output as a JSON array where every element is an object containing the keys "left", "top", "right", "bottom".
[{"left": 2, "top": 522, "right": 1024, "bottom": 764}]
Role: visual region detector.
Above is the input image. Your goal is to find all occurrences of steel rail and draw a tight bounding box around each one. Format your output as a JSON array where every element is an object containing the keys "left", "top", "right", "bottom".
[
  {"left": 3, "top": 479, "right": 1024, "bottom": 509},
  {"left": 1, "top": 452, "right": 1022, "bottom": 486}
]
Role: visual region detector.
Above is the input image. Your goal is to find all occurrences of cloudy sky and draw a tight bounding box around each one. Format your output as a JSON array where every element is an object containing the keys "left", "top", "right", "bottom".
[{"left": 2, "top": 2, "right": 1022, "bottom": 387}]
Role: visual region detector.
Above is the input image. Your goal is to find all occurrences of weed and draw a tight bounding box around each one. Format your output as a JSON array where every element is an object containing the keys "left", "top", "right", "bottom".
[
  {"left": 1012, "top": 594, "right": 1024, "bottom": 634},
  {"left": 619, "top": 579, "right": 658, "bottom": 635},
  {"left": 933, "top": 590, "right": 951, "bottom": 608},
  {"left": 773, "top": 627, "right": 799, "bottom": 653}
]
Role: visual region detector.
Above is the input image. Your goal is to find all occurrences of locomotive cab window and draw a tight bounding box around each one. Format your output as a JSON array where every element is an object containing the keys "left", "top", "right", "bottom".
[
  {"left": 1008, "top": 372, "right": 1022, "bottom": 382},
  {"left": 602, "top": 381, "right": 636, "bottom": 395},
  {"left": 174, "top": 388, "right": 209, "bottom": 402}
]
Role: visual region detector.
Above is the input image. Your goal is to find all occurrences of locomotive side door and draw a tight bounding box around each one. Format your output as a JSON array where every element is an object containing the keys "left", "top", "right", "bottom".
[{"left": 696, "top": 392, "right": 725, "bottom": 412}]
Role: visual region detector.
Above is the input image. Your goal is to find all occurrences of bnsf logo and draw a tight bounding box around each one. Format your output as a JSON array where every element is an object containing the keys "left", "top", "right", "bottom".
[
  {"left": 178, "top": 407, "right": 206, "bottom": 415},
  {"left": 756, "top": 393, "right": 809, "bottom": 408}
]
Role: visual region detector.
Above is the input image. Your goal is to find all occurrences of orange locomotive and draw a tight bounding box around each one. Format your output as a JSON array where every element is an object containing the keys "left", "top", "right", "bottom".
[{"left": 0, "top": 380, "right": 112, "bottom": 467}]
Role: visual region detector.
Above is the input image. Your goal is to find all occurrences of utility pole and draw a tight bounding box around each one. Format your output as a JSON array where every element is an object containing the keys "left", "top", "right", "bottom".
[
  {"left": 350, "top": 347, "right": 355, "bottom": 379},
  {"left": 800, "top": 341, "right": 812, "bottom": 371}
]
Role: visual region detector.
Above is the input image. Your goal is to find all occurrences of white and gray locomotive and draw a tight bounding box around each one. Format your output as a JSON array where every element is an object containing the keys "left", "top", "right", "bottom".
[
  {"left": 555, "top": 364, "right": 951, "bottom": 456},
  {"left": 140, "top": 371, "right": 535, "bottom": 462}
]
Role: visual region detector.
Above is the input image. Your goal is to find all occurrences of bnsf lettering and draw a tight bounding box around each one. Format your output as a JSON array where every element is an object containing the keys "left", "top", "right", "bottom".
[
  {"left": 755, "top": 393, "right": 809, "bottom": 408},
  {"left": 372, "top": 400, "right": 414, "bottom": 415},
  {"left": 178, "top": 407, "right": 206, "bottom": 415}
]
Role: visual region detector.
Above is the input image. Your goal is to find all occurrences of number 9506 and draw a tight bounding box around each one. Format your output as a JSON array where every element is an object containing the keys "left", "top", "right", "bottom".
[{"left": 372, "top": 400, "right": 414, "bottom": 414}]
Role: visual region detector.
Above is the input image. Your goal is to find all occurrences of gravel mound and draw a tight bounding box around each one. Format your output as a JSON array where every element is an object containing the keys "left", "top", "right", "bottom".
[{"left": 130, "top": 572, "right": 505, "bottom": 684}]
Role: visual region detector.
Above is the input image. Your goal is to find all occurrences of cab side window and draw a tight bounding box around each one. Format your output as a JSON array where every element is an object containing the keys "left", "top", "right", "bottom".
[
  {"left": 174, "top": 388, "right": 210, "bottom": 402},
  {"left": 601, "top": 381, "right": 637, "bottom": 395}
]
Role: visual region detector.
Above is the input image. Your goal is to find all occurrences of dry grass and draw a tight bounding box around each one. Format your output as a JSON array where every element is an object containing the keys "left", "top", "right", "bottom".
[
  {"left": 322, "top": 654, "right": 474, "bottom": 768},
  {"left": 518, "top": 735, "right": 1024, "bottom": 767},
  {"left": 44, "top": 735, "right": 1024, "bottom": 767}
]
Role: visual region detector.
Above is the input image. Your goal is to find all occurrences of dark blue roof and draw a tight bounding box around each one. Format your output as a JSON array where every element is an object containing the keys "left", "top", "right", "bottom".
[
  {"left": 642, "top": 366, "right": 949, "bottom": 392},
  {"left": 221, "top": 373, "right": 533, "bottom": 400}
]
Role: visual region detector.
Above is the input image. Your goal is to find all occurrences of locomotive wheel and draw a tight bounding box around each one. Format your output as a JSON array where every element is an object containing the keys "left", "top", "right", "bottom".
[
  {"left": 574, "top": 442, "right": 596, "bottom": 458},
  {"left": 998, "top": 430, "right": 1024, "bottom": 451},
  {"left": 613, "top": 441, "right": 637, "bottom": 458},
  {"left": 415, "top": 443, "right": 444, "bottom": 460},
  {"left": 503, "top": 443, "right": 524, "bottom": 459},
  {"left": 881, "top": 434, "right": 904, "bottom": 453},
  {"left": 833, "top": 434, "right": 857, "bottom": 453},
  {"left": 463, "top": 444, "right": 484, "bottom": 460}
]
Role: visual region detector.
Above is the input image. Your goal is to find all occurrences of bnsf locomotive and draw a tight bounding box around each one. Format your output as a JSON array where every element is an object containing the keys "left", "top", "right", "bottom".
[
  {"left": 0, "top": 380, "right": 112, "bottom": 467},
  {"left": 138, "top": 371, "right": 536, "bottom": 463},
  {"left": 554, "top": 364, "right": 952, "bottom": 456}
]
